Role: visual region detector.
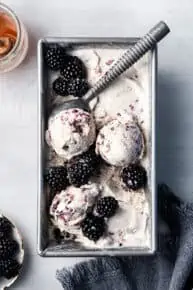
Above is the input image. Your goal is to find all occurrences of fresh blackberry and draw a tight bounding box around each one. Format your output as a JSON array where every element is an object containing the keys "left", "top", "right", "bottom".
[
  {"left": 52, "top": 77, "right": 68, "bottom": 96},
  {"left": 67, "top": 148, "right": 99, "bottom": 187},
  {"left": 0, "top": 239, "right": 19, "bottom": 259},
  {"left": 68, "top": 78, "right": 89, "bottom": 97},
  {"left": 0, "top": 217, "right": 12, "bottom": 239},
  {"left": 60, "top": 56, "right": 86, "bottom": 81},
  {"left": 81, "top": 214, "right": 105, "bottom": 241},
  {"left": 45, "top": 166, "right": 68, "bottom": 193},
  {"left": 45, "top": 47, "right": 66, "bottom": 70},
  {"left": 0, "top": 259, "right": 21, "bottom": 279},
  {"left": 121, "top": 164, "right": 147, "bottom": 190},
  {"left": 96, "top": 196, "right": 118, "bottom": 218}
]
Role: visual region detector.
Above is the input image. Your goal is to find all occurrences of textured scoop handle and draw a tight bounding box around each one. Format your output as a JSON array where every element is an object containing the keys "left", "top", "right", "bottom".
[{"left": 83, "top": 21, "right": 170, "bottom": 103}]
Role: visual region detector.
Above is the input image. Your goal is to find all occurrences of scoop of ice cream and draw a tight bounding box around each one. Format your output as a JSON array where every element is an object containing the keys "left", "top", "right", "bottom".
[
  {"left": 46, "top": 108, "right": 96, "bottom": 160},
  {"left": 50, "top": 183, "right": 100, "bottom": 234},
  {"left": 96, "top": 114, "right": 144, "bottom": 166}
]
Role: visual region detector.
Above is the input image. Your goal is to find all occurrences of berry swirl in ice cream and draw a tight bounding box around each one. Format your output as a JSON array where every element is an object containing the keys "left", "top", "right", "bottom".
[
  {"left": 96, "top": 112, "right": 144, "bottom": 167},
  {"left": 50, "top": 183, "right": 100, "bottom": 234},
  {"left": 46, "top": 108, "right": 96, "bottom": 160}
]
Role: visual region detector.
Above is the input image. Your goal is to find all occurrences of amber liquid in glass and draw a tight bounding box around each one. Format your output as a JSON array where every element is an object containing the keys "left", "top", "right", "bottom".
[{"left": 0, "top": 12, "right": 17, "bottom": 58}]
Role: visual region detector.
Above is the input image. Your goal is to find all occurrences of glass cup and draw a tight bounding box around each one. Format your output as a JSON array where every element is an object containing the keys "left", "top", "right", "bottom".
[{"left": 0, "top": 3, "right": 28, "bottom": 73}]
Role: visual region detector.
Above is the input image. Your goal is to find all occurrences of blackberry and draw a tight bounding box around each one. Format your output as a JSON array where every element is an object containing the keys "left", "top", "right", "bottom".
[
  {"left": 45, "top": 47, "right": 66, "bottom": 70},
  {"left": 52, "top": 77, "right": 68, "bottom": 96},
  {"left": 96, "top": 196, "right": 118, "bottom": 218},
  {"left": 68, "top": 78, "right": 89, "bottom": 97},
  {"left": 0, "top": 239, "right": 19, "bottom": 259},
  {"left": 60, "top": 56, "right": 86, "bottom": 81},
  {"left": 0, "top": 259, "right": 21, "bottom": 279},
  {"left": 67, "top": 148, "right": 99, "bottom": 187},
  {"left": 121, "top": 164, "right": 147, "bottom": 190},
  {"left": 81, "top": 214, "right": 105, "bottom": 241},
  {"left": 0, "top": 217, "right": 12, "bottom": 239},
  {"left": 45, "top": 166, "right": 68, "bottom": 193}
]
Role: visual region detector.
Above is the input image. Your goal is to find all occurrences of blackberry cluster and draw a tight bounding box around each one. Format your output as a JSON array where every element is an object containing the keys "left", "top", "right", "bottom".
[
  {"left": 45, "top": 45, "right": 89, "bottom": 97},
  {"left": 0, "top": 259, "right": 21, "bottom": 279},
  {"left": 60, "top": 56, "right": 86, "bottom": 81},
  {"left": 45, "top": 166, "right": 69, "bottom": 193},
  {"left": 45, "top": 47, "right": 66, "bottom": 71},
  {"left": 121, "top": 164, "right": 147, "bottom": 190},
  {"left": 52, "top": 77, "right": 68, "bottom": 96},
  {"left": 81, "top": 214, "right": 105, "bottom": 241},
  {"left": 67, "top": 148, "right": 99, "bottom": 187},
  {"left": 96, "top": 196, "right": 118, "bottom": 218},
  {"left": 0, "top": 217, "right": 21, "bottom": 280},
  {"left": 67, "top": 78, "right": 89, "bottom": 97},
  {"left": 0, "top": 217, "right": 12, "bottom": 239},
  {"left": 0, "top": 239, "right": 19, "bottom": 260}
]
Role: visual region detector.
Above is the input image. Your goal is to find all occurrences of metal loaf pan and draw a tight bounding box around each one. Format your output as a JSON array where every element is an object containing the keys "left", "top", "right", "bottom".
[{"left": 37, "top": 38, "right": 157, "bottom": 257}]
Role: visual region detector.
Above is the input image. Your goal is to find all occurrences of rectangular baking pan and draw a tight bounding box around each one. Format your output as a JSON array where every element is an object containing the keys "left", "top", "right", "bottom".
[{"left": 37, "top": 37, "right": 157, "bottom": 257}]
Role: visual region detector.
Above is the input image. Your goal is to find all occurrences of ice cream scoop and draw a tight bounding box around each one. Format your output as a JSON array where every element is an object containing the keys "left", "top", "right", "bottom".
[
  {"left": 46, "top": 108, "right": 96, "bottom": 160},
  {"left": 51, "top": 21, "right": 170, "bottom": 114},
  {"left": 50, "top": 183, "right": 100, "bottom": 234},
  {"left": 96, "top": 114, "right": 144, "bottom": 166}
]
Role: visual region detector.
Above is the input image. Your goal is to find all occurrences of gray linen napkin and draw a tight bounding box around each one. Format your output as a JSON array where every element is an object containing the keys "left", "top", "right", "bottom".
[{"left": 56, "top": 184, "right": 193, "bottom": 290}]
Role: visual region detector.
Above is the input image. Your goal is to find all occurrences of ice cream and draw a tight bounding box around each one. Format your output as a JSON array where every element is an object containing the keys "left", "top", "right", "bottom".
[
  {"left": 46, "top": 108, "right": 96, "bottom": 160},
  {"left": 50, "top": 183, "right": 100, "bottom": 234},
  {"left": 96, "top": 112, "right": 144, "bottom": 167},
  {"left": 46, "top": 45, "right": 152, "bottom": 250}
]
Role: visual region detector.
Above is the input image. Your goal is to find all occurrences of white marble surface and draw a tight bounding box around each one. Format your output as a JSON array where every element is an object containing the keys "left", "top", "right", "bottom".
[{"left": 1, "top": 0, "right": 193, "bottom": 289}]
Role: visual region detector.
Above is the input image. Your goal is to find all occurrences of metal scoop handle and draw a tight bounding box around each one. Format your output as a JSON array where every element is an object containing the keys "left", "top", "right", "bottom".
[{"left": 83, "top": 21, "right": 170, "bottom": 103}]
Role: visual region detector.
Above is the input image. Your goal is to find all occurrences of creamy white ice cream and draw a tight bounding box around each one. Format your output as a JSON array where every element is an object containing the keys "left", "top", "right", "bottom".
[
  {"left": 50, "top": 183, "right": 100, "bottom": 234},
  {"left": 46, "top": 108, "right": 96, "bottom": 160},
  {"left": 96, "top": 112, "right": 144, "bottom": 166}
]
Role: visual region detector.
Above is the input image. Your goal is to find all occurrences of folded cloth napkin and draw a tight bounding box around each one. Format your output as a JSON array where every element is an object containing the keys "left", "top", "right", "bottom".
[{"left": 56, "top": 184, "right": 193, "bottom": 290}]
